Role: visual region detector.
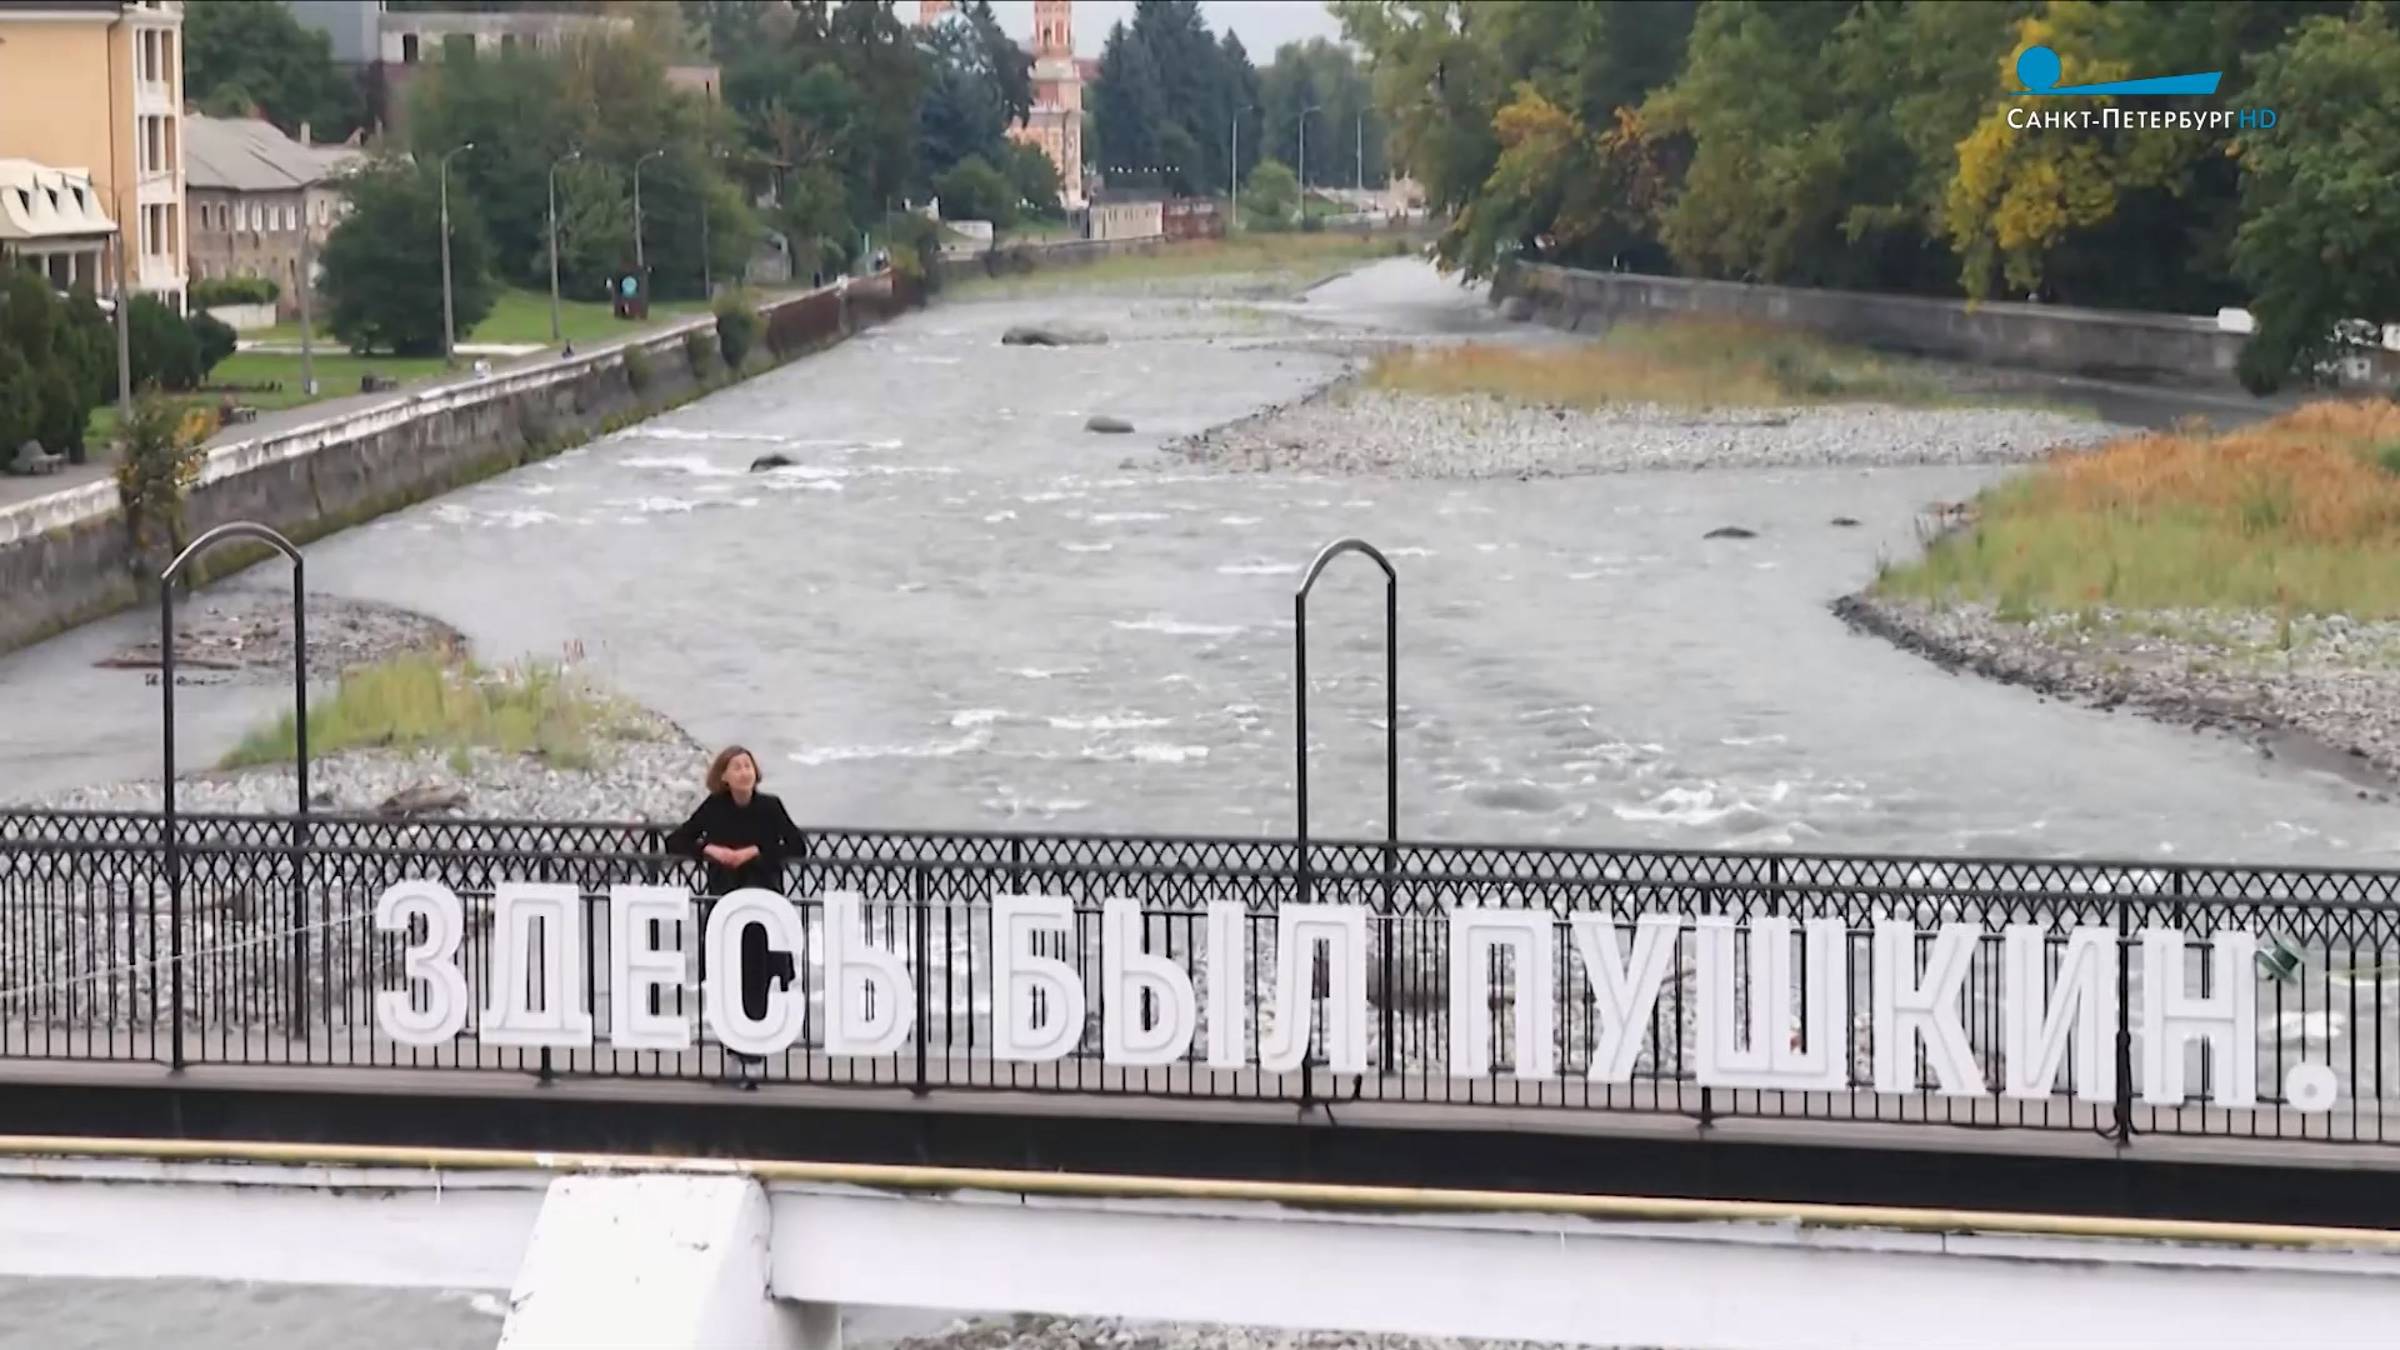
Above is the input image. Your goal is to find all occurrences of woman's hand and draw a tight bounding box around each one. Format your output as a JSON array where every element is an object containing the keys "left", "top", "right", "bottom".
[{"left": 703, "top": 844, "right": 761, "bottom": 867}]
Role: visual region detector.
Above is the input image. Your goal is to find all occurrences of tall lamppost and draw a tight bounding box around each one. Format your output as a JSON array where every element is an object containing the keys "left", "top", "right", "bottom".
[
  {"left": 1356, "top": 110, "right": 1365, "bottom": 193},
  {"left": 1297, "top": 104, "right": 1322, "bottom": 225},
  {"left": 632, "top": 148, "right": 665, "bottom": 279},
  {"left": 547, "top": 147, "right": 581, "bottom": 344},
  {"left": 75, "top": 171, "right": 132, "bottom": 429},
  {"left": 1229, "top": 102, "right": 1252, "bottom": 228},
  {"left": 700, "top": 147, "right": 728, "bottom": 299},
  {"left": 438, "top": 141, "right": 475, "bottom": 364}
]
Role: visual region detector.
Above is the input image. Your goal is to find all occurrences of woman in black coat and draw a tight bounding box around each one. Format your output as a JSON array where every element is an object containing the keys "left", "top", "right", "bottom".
[{"left": 665, "top": 745, "right": 806, "bottom": 1062}]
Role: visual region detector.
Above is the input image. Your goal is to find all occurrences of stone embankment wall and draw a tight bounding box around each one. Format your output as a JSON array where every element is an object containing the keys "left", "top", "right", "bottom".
[
  {"left": 0, "top": 273, "right": 917, "bottom": 657},
  {"left": 1492, "top": 261, "right": 2400, "bottom": 392},
  {"left": 933, "top": 234, "right": 1173, "bottom": 285}
]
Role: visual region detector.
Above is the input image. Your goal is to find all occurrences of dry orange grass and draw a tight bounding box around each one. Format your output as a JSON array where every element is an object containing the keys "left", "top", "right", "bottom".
[
  {"left": 1368, "top": 316, "right": 1965, "bottom": 410},
  {"left": 1878, "top": 399, "right": 2400, "bottom": 619}
]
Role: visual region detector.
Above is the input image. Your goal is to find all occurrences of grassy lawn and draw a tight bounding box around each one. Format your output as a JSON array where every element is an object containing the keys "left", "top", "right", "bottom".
[
  {"left": 1367, "top": 316, "right": 1995, "bottom": 412},
  {"left": 88, "top": 286, "right": 724, "bottom": 445},
  {"left": 248, "top": 286, "right": 709, "bottom": 350},
  {"left": 222, "top": 650, "right": 646, "bottom": 774},
  {"left": 950, "top": 230, "right": 1421, "bottom": 297},
  {"left": 1874, "top": 399, "right": 2400, "bottom": 620}
]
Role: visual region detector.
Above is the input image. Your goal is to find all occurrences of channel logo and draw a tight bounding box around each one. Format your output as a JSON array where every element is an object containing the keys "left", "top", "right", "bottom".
[{"left": 2015, "top": 44, "right": 2221, "bottom": 96}]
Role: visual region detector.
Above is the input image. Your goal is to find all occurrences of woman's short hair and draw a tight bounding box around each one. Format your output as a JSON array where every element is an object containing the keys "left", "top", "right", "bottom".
[{"left": 705, "top": 745, "right": 760, "bottom": 794}]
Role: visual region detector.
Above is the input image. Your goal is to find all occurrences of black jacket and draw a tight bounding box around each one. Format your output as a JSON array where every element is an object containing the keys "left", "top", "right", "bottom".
[{"left": 664, "top": 789, "right": 807, "bottom": 895}]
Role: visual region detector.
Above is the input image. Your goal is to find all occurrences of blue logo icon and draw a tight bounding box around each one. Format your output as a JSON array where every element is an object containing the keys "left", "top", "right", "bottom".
[{"left": 2015, "top": 45, "right": 2221, "bottom": 96}]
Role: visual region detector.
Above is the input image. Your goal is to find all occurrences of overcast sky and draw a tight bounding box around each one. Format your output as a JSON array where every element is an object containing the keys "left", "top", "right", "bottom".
[{"left": 969, "top": 1, "right": 1353, "bottom": 60}]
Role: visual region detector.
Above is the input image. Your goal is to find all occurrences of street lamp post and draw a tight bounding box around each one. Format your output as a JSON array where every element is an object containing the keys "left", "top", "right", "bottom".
[
  {"left": 438, "top": 142, "right": 474, "bottom": 364},
  {"left": 1298, "top": 104, "right": 1322, "bottom": 225},
  {"left": 1356, "top": 111, "right": 1364, "bottom": 193},
  {"left": 78, "top": 172, "right": 132, "bottom": 428},
  {"left": 1229, "top": 103, "right": 1252, "bottom": 228},
  {"left": 700, "top": 148, "right": 728, "bottom": 300},
  {"left": 632, "top": 149, "right": 665, "bottom": 279},
  {"left": 547, "top": 148, "right": 581, "bottom": 344}
]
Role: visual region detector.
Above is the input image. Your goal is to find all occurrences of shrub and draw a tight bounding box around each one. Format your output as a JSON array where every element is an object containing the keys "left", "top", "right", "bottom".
[
  {"left": 682, "top": 328, "right": 716, "bottom": 376},
  {"left": 127, "top": 295, "right": 201, "bottom": 392},
  {"left": 113, "top": 393, "right": 205, "bottom": 569},
  {"left": 189, "top": 276, "right": 281, "bottom": 308},
  {"left": 714, "top": 293, "right": 761, "bottom": 369},
  {"left": 622, "top": 342, "right": 652, "bottom": 393},
  {"left": 189, "top": 311, "right": 238, "bottom": 380}
]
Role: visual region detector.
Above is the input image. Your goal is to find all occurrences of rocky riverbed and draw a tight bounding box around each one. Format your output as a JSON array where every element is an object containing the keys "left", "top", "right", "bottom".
[
  {"left": 1164, "top": 382, "right": 2125, "bottom": 480},
  {"left": 1835, "top": 593, "right": 2400, "bottom": 796}
]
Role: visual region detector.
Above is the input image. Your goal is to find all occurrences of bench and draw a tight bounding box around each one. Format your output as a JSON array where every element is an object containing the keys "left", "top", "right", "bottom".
[
  {"left": 6, "top": 441, "right": 64, "bottom": 477},
  {"left": 359, "top": 374, "right": 400, "bottom": 394},
  {"left": 223, "top": 406, "right": 258, "bottom": 425}
]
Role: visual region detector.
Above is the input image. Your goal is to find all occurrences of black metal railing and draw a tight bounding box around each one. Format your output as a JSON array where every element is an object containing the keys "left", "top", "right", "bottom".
[{"left": 2, "top": 807, "right": 2395, "bottom": 1149}]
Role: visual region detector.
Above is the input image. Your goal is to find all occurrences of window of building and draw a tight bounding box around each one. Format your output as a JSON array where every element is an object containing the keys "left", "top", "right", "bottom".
[
  {"left": 443, "top": 33, "right": 474, "bottom": 61},
  {"left": 165, "top": 204, "right": 177, "bottom": 259},
  {"left": 402, "top": 33, "right": 420, "bottom": 63},
  {"left": 501, "top": 33, "right": 516, "bottom": 53},
  {"left": 162, "top": 31, "right": 176, "bottom": 90}
]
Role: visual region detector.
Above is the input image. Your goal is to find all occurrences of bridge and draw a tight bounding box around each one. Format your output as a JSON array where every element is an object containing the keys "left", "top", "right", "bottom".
[{"left": 8, "top": 526, "right": 2400, "bottom": 1345}]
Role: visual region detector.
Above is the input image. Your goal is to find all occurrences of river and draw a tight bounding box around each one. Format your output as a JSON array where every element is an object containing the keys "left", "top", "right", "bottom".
[
  {"left": 4, "top": 259, "right": 2392, "bottom": 862},
  {"left": 0, "top": 259, "right": 2394, "bottom": 1348}
]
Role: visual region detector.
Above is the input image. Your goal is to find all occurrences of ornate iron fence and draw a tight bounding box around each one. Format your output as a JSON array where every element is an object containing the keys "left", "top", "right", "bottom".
[{"left": 3, "top": 807, "right": 2396, "bottom": 1149}]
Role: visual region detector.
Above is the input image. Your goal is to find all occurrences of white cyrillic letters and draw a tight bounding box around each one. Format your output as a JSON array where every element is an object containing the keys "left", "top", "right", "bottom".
[
  {"left": 1102, "top": 897, "right": 1198, "bottom": 1066},
  {"left": 610, "top": 885, "right": 693, "bottom": 1051},
  {"left": 1871, "top": 921, "right": 1983, "bottom": 1096},
  {"left": 702, "top": 888, "right": 807, "bottom": 1057},
  {"left": 374, "top": 880, "right": 468, "bottom": 1046},
  {"left": 2001, "top": 925, "right": 2115, "bottom": 1103},
  {"left": 1695, "top": 915, "right": 1848, "bottom": 1092},
  {"left": 1449, "top": 907, "right": 1556, "bottom": 1081},
  {"left": 480, "top": 882, "right": 594, "bottom": 1048},
  {"left": 993, "top": 893, "right": 1088, "bottom": 1061},
  {"left": 1204, "top": 900, "right": 1249, "bottom": 1070},
  {"left": 1260, "top": 904, "right": 1366, "bottom": 1075},
  {"left": 822, "top": 890, "right": 915, "bottom": 1057},
  {"left": 2141, "top": 928, "right": 2258, "bottom": 1108},
  {"left": 1569, "top": 913, "right": 1679, "bottom": 1083}
]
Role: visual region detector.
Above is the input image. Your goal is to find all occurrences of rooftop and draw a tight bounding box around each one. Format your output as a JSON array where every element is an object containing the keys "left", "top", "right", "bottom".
[
  {"left": 183, "top": 115, "right": 364, "bottom": 194},
  {"left": 0, "top": 159, "right": 117, "bottom": 243}
]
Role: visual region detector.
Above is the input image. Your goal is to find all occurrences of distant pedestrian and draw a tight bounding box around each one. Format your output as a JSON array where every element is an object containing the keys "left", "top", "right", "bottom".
[{"left": 665, "top": 745, "right": 805, "bottom": 1075}]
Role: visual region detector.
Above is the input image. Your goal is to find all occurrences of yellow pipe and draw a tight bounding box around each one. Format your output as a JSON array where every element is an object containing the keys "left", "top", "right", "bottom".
[{"left": 0, "top": 1133, "right": 2394, "bottom": 1252}]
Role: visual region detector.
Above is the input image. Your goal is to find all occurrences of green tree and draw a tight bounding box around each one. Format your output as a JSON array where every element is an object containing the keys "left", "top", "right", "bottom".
[
  {"left": 183, "top": 0, "right": 364, "bottom": 141},
  {"left": 320, "top": 156, "right": 499, "bottom": 357},
  {"left": 1005, "top": 141, "right": 1064, "bottom": 219},
  {"left": 0, "top": 344, "right": 36, "bottom": 461},
  {"left": 553, "top": 161, "right": 635, "bottom": 299},
  {"left": 190, "top": 311, "right": 238, "bottom": 380},
  {"left": 1089, "top": 0, "right": 1262, "bottom": 193},
  {"left": 935, "top": 155, "right": 1015, "bottom": 225},
  {"left": 1334, "top": 1, "right": 1505, "bottom": 220},
  {"left": 127, "top": 296, "right": 201, "bottom": 393},
  {"left": 2231, "top": 8, "right": 2400, "bottom": 392},
  {"left": 918, "top": 15, "right": 1015, "bottom": 179},
  {"left": 1244, "top": 158, "right": 1299, "bottom": 223}
]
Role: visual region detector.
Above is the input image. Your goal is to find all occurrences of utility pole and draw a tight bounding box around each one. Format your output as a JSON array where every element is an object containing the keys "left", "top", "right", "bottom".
[
  {"left": 298, "top": 188, "right": 316, "bottom": 396},
  {"left": 548, "top": 148, "right": 580, "bottom": 343},
  {"left": 439, "top": 142, "right": 474, "bottom": 365},
  {"left": 633, "top": 148, "right": 664, "bottom": 278},
  {"left": 1356, "top": 111, "right": 1364, "bottom": 193},
  {"left": 113, "top": 229, "right": 132, "bottom": 424},
  {"left": 1229, "top": 103, "right": 1251, "bottom": 229},
  {"left": 1298, "top": 104, "right": 1321, "bottom": 225}
]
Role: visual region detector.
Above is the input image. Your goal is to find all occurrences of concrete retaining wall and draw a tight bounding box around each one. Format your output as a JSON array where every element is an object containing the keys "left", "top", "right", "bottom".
[
  {"left": 0, "top": 276, "right": 910, "bottom": 658},
  {"left": 1492, "top": 261, "right": 2400, "bottom": 392},
  {"left": 933, "top": 234, "right": 1175, "bottom": 286}
]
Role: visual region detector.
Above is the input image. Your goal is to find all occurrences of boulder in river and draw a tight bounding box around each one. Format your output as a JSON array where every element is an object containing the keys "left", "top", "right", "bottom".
[
  {"left": 378, "top": 784, "right": 469, "bottom": 818},
  {"left": 1001, "top": 324, "right": 1108, "bottom": 347},
  {"left": 749, "top": 452, "right": 797, "bottom": 472},
  {"left": 1704, "top": 525, "right": 1758, "bottom": 539},
  {"left": 1831, "top": 516, "right": 1862, "bottom": 528},
  {"left": 1086, "top": 416, "right": 1135, "bottom": 435}
]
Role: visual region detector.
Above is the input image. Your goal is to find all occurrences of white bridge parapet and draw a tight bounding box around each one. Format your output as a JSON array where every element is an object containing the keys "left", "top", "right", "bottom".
[{"left": 4, "top": 1144, "right": 2400, "bottom": 1348}]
